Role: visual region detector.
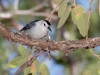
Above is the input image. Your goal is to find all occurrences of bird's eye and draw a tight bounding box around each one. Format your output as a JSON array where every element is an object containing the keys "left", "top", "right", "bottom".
[{"left": 44, "top": 24, "right": 46, "bottom": 26}]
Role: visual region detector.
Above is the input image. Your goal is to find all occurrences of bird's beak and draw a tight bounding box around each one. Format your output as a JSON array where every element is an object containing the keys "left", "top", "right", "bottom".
[{"left": 48, "top": 27, "right": 52, "bottom": 31}]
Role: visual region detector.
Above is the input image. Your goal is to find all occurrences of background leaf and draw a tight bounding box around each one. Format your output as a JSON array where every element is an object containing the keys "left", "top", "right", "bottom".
[
  {"left": 19, "top": 46, "right": 29, "bottom": 57},
  {"left": 40, "top": 62, "right": 50, "bottom": 75},
  {"left": 24, "top": 66, "right": 31, "bottom": 75},
  {"left": 57, "top": 6, "right": 71, "bottom": 29},
  {"left": 34, "top": 59, "right": 41, "bottom": 71},
  {"left": 24, "top": 59, "right": 40, "bottom": 75},
  {"left": 31, "top": 59, "right": 41, "bottom": 75},
  {"left": 58, "top": 1, "right": 67, "bottom": 17},
  {"left": 71, "top": 7, "right": 77, "bottom": 25},
  {"left": 52, "top": 0, "right": 62, "bottom": 4},
  {"left": 71, "top": 4, "right": 88, "bottom": 37},
  {"left": 31, "top": 63, "right": 36, "bottom": 74},
  {"left": 83, "top": 70, "right": 91, "bottom": 75},
  {"left": 7, "top": 56, "right": 27, "bottom": 68}
]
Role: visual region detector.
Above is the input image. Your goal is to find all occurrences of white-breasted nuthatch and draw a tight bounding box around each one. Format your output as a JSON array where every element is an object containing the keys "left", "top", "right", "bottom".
[
  {"left": 20, "top": 20, "right": 52, "bottom": 59},
  {"left": 20, "top": 20, "right": 52, "bottom": 39}
]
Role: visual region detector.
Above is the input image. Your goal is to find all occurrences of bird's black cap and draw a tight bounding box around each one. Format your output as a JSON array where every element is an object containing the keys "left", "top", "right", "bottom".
[{"left": 43, "top": 20, "right": 51, "bottom": 26}]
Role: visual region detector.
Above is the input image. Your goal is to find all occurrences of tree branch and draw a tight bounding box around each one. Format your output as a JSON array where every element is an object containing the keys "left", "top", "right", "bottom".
[
  {"left": 14, "top": 0, "right": 19, "bottom": 11},
  {"left": 0, "top": 11, "right": 57, "bottom": 19},
  {"left": 0, "top": 22, "right": 100, "bottom": 75},
  {"left": 15, "top": 50, "right": 44, "bottom": 75},
  {"left": 0, "top": 0, "right": 57, "bottom": 19},
  {"left": 0, "top": 22, "right": 100, "bottom": 54}
]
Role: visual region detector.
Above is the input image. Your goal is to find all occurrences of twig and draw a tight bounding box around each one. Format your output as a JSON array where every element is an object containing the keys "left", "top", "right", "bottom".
[
  {"left": 90, "top": 49, "right": 100, "bottom": 59},
  {"left": 0, "top": 0, "right": 22, "bottom": 31},
  {"left": 86, "top": 0, "right": 93, "bottom": 41},
  {"left": 0, "top": 0, "right": 58, "bottom": 19},
  {"left": 85, "top": 0, "right": 100, "bottom": 59},
  {"left": 0, "top": 11, "right": 57, "bottom": 19},
  {"left": 46, "top": 0, "right": 63, "bottom": 21},
  {"left": 73, "top": 0, "right": 75, "bottom": 4},
  {"left": 15, "top": 50, "right": 44, "bottom": 75},
  {"left": 14, "top": 0, "right": 19, "bottom": 11}
]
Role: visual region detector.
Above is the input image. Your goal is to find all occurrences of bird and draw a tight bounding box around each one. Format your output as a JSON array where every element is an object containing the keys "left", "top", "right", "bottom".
[
  {"left": 20, "top": 20, "right": 52, "bottom": 59},
  {"left": 20, "top": 20, "right": 52, "bottom": 39}
]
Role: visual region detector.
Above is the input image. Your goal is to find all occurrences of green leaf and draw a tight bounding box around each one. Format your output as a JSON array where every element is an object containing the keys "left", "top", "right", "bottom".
[
  {"left": 98, "top": 70, "right": 100, "bottom": 74},
  {"left": 34, "top": 59, "right": 41, "bottom": 71},
  {"left": 58, "top": 1, "right": 67, "bottom": 17},
  {"left": 24, "top": 66, "right": 31, "bottom": 75},
  {"left": 52, "top": 0, "right": 62, "bottom": 4},
  {"left": 57, "top": 6, "right": 71, "bottom": 29},
  {"left": 71, "top": 7, "right": 77, "bottom": 25},
  {"left": 40, "top": 62, "right": 50, "bottom": 75},
  {"left": 30, "top": 59, "right": 41, "bottom": 75},
  {"left": 7, "top": 56, "right": 27, "bottom": 68},
  {"left": 83, "top": 70, "right": 91, "bottom": 75},
  {"left": 19, "top": 46, "right": 29, "bottom": 57},
  {"left": 24, "top": 59, "right": 40, "bottom": 75},
  {"left": 31, "top": 62, "right": 36, "bottom": 73},
  {"left": 71, "top": 4, "right": 88, "bottom": 37}
]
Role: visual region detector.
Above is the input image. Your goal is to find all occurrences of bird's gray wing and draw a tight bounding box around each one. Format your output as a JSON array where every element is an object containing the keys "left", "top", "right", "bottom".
[{"left": 20, "top": 20, "right": 39, "bottom": 31}]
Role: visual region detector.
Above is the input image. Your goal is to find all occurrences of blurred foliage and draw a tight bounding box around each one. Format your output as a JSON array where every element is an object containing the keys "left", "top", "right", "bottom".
[{"left": 19, "top": 0, "right": 36, "bottom": 10}]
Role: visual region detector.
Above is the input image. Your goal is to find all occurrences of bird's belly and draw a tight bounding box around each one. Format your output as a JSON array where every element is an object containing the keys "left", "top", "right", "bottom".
[
  {"left": 30, "top": 32, "right": 46, "bottom": 39},
  {"left": 25, "top": 29, "right": 47, "bottom": 39}
]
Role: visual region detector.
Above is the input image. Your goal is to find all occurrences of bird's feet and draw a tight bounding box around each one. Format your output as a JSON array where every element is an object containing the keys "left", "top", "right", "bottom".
[{"left": 44, "top": 47, "right": 51, "bottom": 60}]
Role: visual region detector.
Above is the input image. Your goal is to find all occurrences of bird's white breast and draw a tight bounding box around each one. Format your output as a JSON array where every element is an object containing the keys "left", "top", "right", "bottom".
[{"left": 24, "top": 25, "right": 48, "bottom": 39}]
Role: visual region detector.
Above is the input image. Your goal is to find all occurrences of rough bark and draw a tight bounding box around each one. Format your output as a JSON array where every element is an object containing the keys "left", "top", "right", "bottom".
[
  {"left": 0, "top": 22, "right": 100, "bottom": 75},
  {"left": 0, "top": 22, "right": 100, "bottom": 54}
]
